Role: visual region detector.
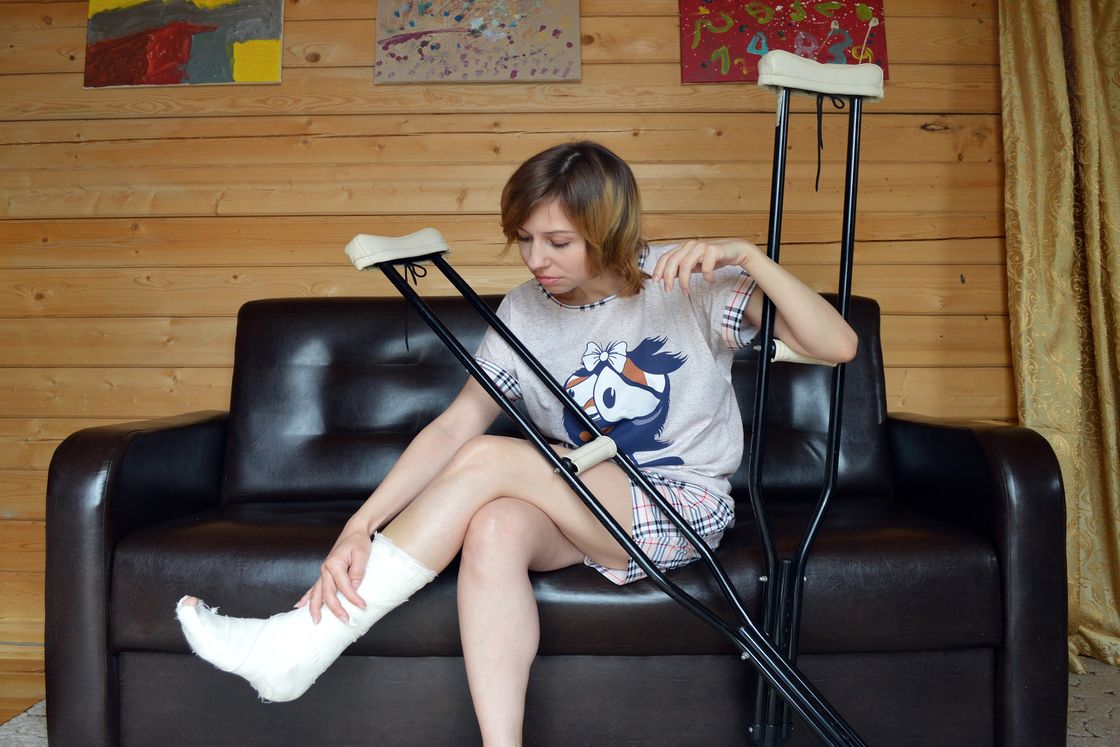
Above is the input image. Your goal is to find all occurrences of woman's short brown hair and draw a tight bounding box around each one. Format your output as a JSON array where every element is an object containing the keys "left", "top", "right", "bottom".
[{"left": 500, "top": 141, "right": 648, "bottom": 296}]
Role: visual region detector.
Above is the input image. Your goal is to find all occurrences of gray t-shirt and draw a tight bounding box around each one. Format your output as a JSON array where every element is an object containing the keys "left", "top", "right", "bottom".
[{"left": 475, "top": 243, "right": 758, "bottom": 498}]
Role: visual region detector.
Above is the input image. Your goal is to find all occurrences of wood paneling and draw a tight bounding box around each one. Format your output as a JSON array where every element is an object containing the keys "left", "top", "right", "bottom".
[
  {"left": 0, "top": 222, "right": 1004, "bottom": 267},
  {"left": 0, "top": 263, "right": 1009, "bottom": 317},
  {"left": 0, "top": 642, "right": 45, "bottom": 724},
  {"left": 0, "top": 418, "right": 127, "bottom": 472},
  {"left": 1, "top": 15, "right": 999, "bottom": 73},
  {"left": 0, "top": 0, "right": 998, "bottom": 23},
  {"left": 0, "top": 521, "right": 43, "bottom": 575},
  {"left": 0, "top": 0, "right": 1010, "bottom": 721},
  {"left": 0, "top": 471, "right": 47, "bottom": 521},
  {"left": 0, "top": 572, "right": 44, "bottom": 641},
  {"left": 0, "top": 64, "right": 1002, "bottom": 123},
  {"left": 0, "top": 113, "right": 1003, "bottom": 166},
  {"left": 2, "top": 160, "right": 1003, "bottom": 218},
  {"left": 1, "top": 368, "right": 231, "bottom": 418},
  {"left": 0, "top": 313, "right": 1013, "bottom": 368},
  {"left": 2, "top": 214, "right": 1004, "bottom": 270}
]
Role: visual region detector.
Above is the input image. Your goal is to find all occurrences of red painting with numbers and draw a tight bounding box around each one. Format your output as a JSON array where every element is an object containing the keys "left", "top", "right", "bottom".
[{"left": 679, "top": 0, "right": 889, "bottom": 83}]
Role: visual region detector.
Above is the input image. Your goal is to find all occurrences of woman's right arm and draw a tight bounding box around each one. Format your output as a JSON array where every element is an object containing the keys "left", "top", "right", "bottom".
[{"left": 299, "top": 376, "right": 503, "bottom": 622}]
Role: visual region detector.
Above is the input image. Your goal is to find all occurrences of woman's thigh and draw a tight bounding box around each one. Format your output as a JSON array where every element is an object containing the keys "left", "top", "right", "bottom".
[{"left": 397, "top": 435, "right": 635, "bottom": 571}]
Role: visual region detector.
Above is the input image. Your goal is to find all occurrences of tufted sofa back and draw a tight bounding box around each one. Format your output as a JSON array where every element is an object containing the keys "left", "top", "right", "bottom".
[
  {"left": 222, "top": 295, "right": 890, "bottom": 506},
  {"left": 727, "top": 295, "right": 891, "bottom": 503}
]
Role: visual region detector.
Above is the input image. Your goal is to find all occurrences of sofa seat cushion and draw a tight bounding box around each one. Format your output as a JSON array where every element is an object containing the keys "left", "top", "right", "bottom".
[{"left": 111, "top": 497, "right": 1000, "bottom": 657}]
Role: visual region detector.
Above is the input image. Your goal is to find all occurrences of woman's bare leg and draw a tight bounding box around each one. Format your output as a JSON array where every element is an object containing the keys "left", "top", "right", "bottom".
[
  {"left": 386, "top": 435, "right": 633, "bottom": 745},
  {"left": 457, "top": 498, "right": 591, "bottom": 747},
  {"left": 177, "top": 434, "right": 633, "bottom": 706},
  {"left": 382, "top": 434, "right": 634, "bottom": 573}
]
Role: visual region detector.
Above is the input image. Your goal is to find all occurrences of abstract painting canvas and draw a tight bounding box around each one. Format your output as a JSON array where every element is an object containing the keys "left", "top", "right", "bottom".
[
  {"left": 375, "top": 0, "right": 580, "bottom": 84},
  {"left": 84, "top": 0, "right": 284, "bottom": 88},
  {"left": 680, "top": 0, "right": 888, "bottom": 83}
]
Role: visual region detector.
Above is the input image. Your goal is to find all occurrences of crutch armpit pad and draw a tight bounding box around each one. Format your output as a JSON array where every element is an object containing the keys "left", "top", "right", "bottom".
[
  {"left": 345, "top": 228, "right": 451, "bottom": 271},
  {"left": 756, "top": 49, "right": 884, "bottom": 101}
]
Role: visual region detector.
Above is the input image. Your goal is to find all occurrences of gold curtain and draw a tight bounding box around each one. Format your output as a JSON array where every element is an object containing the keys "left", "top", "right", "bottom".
[{"left": 999, "top": 1, "right": 1120, "bottom": 670}]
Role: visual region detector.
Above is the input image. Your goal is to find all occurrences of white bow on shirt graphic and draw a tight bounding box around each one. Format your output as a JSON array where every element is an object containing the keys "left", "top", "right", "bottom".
[{"left": 581, "top": 341, "right": 629, "bottom": 373}]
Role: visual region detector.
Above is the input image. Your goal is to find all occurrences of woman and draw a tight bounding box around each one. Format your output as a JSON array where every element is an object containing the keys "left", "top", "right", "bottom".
[{"left": 177, "top": 141, "right": 857, "bottom": 745}]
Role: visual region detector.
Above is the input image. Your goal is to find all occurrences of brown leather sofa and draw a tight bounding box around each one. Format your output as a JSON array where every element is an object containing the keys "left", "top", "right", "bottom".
[{"left": 46, "top": 295, "right": 1067, "bottom": 746}]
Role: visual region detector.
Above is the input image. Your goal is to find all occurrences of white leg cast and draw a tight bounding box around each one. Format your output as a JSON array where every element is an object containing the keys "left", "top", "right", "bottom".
[{"left": 176, "top": 533, "right": 436, "bottom": 702}]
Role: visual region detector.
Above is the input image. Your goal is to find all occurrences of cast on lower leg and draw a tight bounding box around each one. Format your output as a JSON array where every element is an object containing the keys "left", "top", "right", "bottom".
[{"left": 175, "top": 532, "right": 436, "bottom": 702}]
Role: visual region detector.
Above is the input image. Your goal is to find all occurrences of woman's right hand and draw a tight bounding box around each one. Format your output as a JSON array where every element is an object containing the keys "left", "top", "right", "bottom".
[
  {"left": 651, "top": 238, "right": 759, "bottom": 295},
  {"left": 295, "top": 527, "right": 373, "bottom": 624}
]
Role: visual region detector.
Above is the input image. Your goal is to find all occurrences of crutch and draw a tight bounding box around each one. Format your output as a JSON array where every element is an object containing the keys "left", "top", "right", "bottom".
[
  {"left": 344, "top": 228, "right": 865, "bottom": 746},
  {"left": 746, "top": 51, "right": 884, "bottom": 746}
]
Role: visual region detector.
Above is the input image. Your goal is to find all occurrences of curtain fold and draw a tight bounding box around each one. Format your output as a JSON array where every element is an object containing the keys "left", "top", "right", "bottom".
[{"left": 999, "top": 1, "right": 1120, "bottom": 670}]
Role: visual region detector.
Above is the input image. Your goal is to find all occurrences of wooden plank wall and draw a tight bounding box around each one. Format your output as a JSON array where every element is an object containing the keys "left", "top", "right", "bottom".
[{"left": 0, "top": 0, "right": 1007, "bottom": 721}]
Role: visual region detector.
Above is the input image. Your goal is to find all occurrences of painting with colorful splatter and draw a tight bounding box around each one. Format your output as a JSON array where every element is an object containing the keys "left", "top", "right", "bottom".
[
  {"left": 680, "top": 0, "right": 888, "bottom": 84},
  {"left": 375, "top": 0, "right": 580, "bottom": 84},
  {"left": 84, "top": 0, "right": 284, "bottom": 88}
]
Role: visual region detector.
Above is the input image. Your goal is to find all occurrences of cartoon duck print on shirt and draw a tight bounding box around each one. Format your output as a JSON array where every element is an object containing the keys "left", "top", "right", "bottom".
[{"left": 563, "top": 337, "right": 687, "bottom": 467}]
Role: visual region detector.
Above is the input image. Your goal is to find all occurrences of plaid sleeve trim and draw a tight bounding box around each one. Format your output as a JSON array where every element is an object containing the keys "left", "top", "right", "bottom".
[
  {"left": 475, "top": 357, "right": 523, "bottom": 402},
  {"left": 720, "top": 271, "right": 758, "bottom": 351}
]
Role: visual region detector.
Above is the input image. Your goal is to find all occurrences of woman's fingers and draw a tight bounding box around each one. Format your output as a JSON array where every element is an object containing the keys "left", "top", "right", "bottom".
[
  {"left": 653, "top": 238, "right": 756, "bottom": 294},
  {"left": 332, "top": 550, "right": 369, "bottom": 611},
  {"left": 653, "top": 240, "right": 717, "bottom": 294},
  {"left": 319, "top": 539, "right": 372, "bottom": 623},
  {"left": 306, "top": 579, "right": 324, "bottom": 624},
  {"left": 652, "top": 241, "right": 688, "bottom": 291},
  {"left": 701, "top": 244, "right": 721, "bottom": 283},
  {"left": 319, "top": 567, "right": 348, "bottom": 623}
]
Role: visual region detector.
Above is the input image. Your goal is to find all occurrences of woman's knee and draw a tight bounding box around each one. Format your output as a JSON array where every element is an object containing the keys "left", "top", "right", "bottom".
[
  {"left": 442, "top": 435, "right": 517, "bottom": 483},
  {"left": 461, "top": 499, "right": 539, "bottom": 572}
]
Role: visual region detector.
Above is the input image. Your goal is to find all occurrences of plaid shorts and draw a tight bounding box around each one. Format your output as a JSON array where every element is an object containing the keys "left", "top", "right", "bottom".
[{"left": 585, "top": 471, "right": 735, "bottom": 585}]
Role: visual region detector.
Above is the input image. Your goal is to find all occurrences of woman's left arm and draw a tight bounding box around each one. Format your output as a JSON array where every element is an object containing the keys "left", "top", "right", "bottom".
[{"left": 652, "top": 238, "right": 858, "bottom": 364}]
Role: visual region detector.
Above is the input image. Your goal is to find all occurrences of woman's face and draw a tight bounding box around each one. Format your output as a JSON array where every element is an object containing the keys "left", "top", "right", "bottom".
[{"left": 517, "top": 199, "right": 619, "bottom": 305}]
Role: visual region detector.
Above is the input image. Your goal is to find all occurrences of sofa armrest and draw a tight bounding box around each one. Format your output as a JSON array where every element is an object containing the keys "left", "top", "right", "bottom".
[
  {"left": 45, "top": 410, "right": 228, "bottom": 747},
  {"left": 887, "top": 413, "right": 1067, "bottom": 747}
]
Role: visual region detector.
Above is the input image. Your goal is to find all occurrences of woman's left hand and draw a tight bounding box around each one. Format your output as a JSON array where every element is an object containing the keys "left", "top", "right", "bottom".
[{"left": 651, "top": 238, "right": 759, "bottom": 295}]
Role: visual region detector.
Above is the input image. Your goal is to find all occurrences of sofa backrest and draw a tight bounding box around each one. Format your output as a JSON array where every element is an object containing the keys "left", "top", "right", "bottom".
[
  {"left": 727, "top": 295, "right": 891, "bottom": 503},
  {"left": 222, "top": 295, "right": 890, "bottom": 506}
]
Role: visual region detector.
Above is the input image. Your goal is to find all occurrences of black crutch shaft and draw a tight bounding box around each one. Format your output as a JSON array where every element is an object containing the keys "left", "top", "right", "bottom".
[
  {"left": 377, "top": 260, "right": 864, "bottom": 747},
  {"left": 773, "top": 95, "right": 865, "bottom": 743},
  {"left": 787, "top": 95, "right": 864, "bottom": 660},
  {"left": 752, "top": 94, "right": 869, "bottom": 747},
  {"left": 750, "top": 85, "right": 792, "bottom": 744}
]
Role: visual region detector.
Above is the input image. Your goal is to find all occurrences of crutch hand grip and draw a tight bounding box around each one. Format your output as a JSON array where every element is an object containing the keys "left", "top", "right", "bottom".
[
  {"left": 345, "top": 228, "right": 451, "bottom": 271},
  {"left": 766, "top": 339, "right": 838, "bottom": 367},
  {"left": 560, "top": 436, "right": 618, "bottom": 474}
]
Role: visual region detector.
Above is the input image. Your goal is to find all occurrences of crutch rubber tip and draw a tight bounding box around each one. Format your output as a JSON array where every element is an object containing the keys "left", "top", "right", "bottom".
[{"left": 345, "top": 228, "right": 451, "bottom": 271}]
